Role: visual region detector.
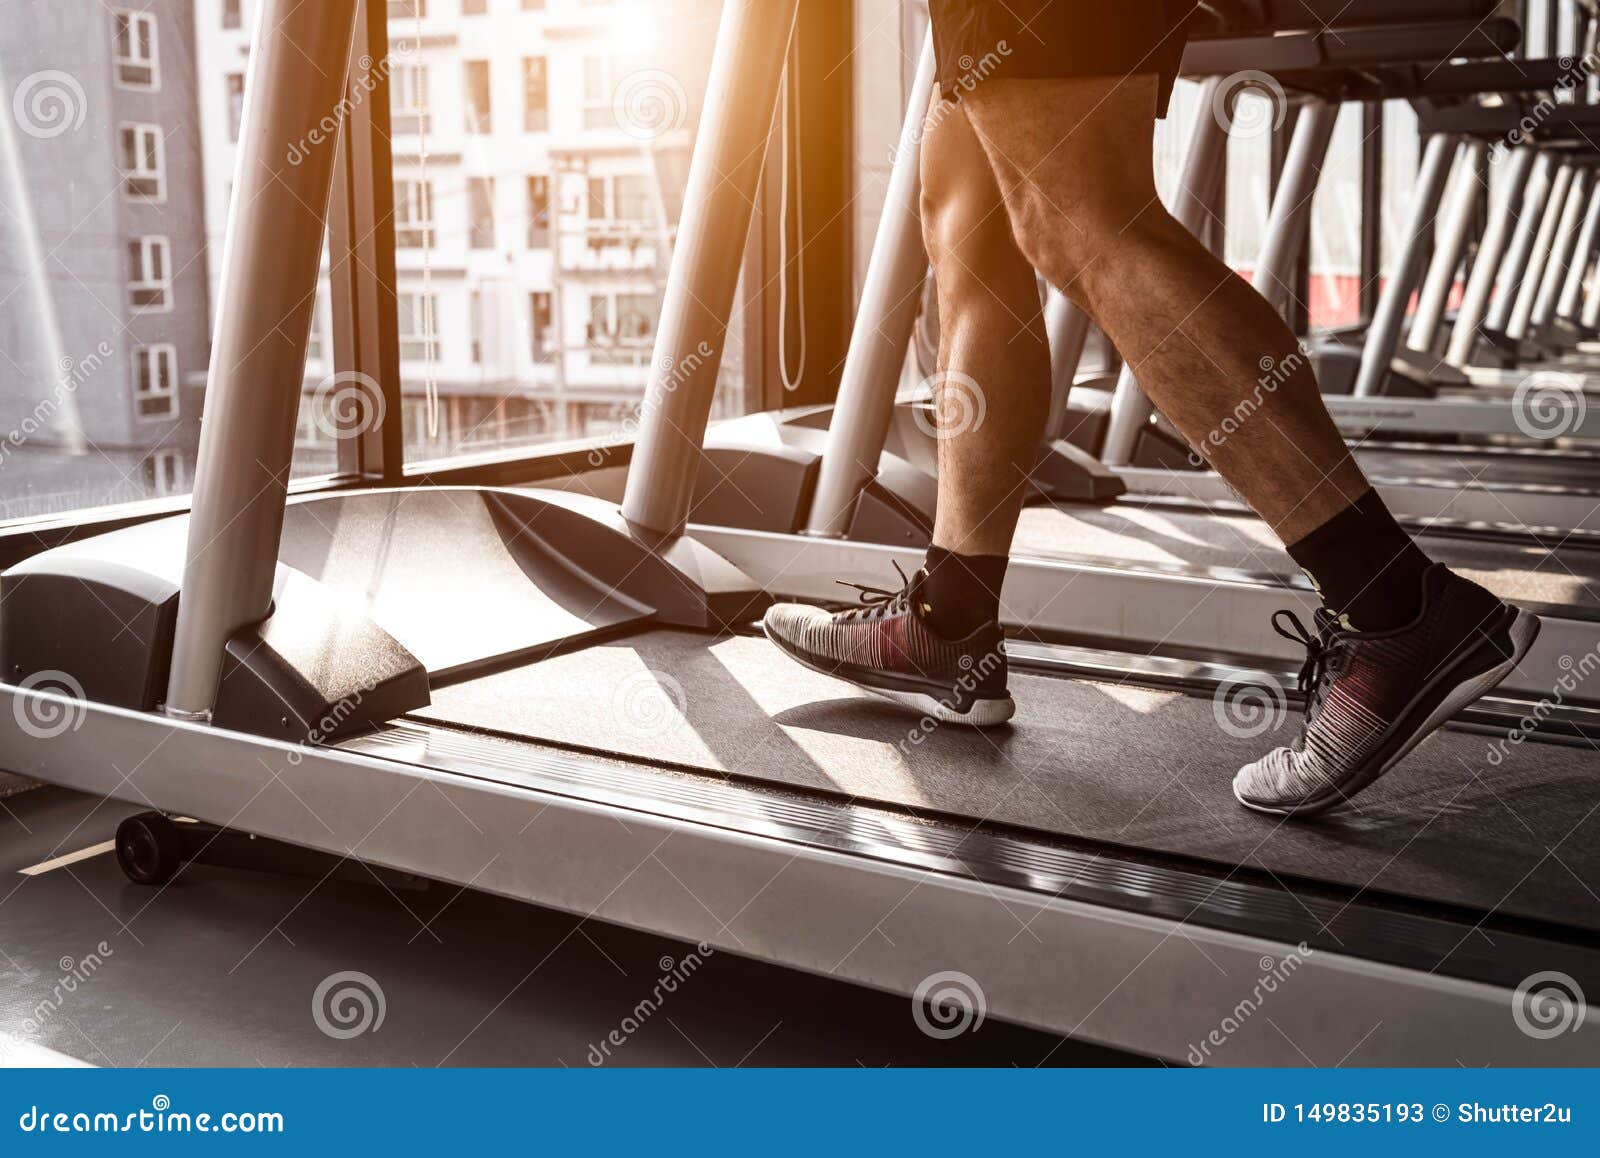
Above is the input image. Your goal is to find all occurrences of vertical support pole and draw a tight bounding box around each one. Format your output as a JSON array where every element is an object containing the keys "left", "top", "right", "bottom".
[
  {"left": 1486, "top": 151, "right": 1556, "bottom": 333},
  {"left": 622, "top": 0, "right": 802, "bottom": 536},
  {"left": 1102, "top": 74, "right": 1228, "bottom": 467},
  {"left": 1359, "top": 102, "right": 1384, "bottom": 326},
  {"left": 1042, "top": 290, "right": 1091, "bottom": 439},
  {"left": 164, "top": 0, "right": 362, "bottom": 718},
  {"left": 803, "top": 31, "right": 937, "bottom": 538},
  {"left": 1532, "top": 167, "right": 1590, "bottom": 329},
  {"left": 1556, "top": 177, "right": 1600, "bottom": 321},
  {"left": 1408, "top": 141, "right": 1486, "bottom": 354},
  {"left": 1445, "top": 146, "right": 1535, "bottom": 366},
  {"left": 1352, "top": 132, "right": 1457, "bottom": 398},
  {"left": 1252, "top": 98, "right": 1338, "bottom": 320},
  {"left": 1506, "top": 160, "right": 1575, "bottom": 340}
]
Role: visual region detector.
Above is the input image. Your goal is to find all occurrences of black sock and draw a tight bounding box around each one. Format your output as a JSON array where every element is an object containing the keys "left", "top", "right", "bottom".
[
  {"left": 918, "top": 546, "right": 1007, "bottom": 639},
  {"left": 1286, "top": 488, "right": 1432, "bottom": 632}
]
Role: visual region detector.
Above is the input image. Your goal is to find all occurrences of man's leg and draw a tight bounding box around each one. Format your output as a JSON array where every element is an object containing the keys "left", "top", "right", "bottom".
[
  {"left": 915, "top": 90, "right": 1053, "bottom": 639},
  {"left": 960, "top": 75, "right": 1539, "bottom": 814},
  {"left": 959, "top": 75, "right": 1429, "bottom": 630}
]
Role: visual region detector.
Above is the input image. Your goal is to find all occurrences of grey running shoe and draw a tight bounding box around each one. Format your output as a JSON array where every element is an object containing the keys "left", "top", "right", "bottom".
[
  {"left": 1234, "top": 565, "right": 1541, "bottom": 816},
  {"left": 762, "top": 564, "right": 1015, "bottom": 727}
]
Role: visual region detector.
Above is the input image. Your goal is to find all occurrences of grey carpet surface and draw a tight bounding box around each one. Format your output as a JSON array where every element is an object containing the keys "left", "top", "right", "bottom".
[{"left": 420, "top": 630, "right": 1600, "bottom": 932}]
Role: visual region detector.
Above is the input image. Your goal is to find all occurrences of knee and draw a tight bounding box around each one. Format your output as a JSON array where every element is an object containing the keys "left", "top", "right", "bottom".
[
  {"left": 920, "top": 181, "right": 1027, "bottom": 302},
  {"left": 1004, "top": 185, "right": 1174, "bottom": 307}
]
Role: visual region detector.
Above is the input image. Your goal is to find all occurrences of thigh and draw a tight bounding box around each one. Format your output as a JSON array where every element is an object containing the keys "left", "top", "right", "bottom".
[{"left": 963, "top": 77, "right": 1161, "bottom": 241}]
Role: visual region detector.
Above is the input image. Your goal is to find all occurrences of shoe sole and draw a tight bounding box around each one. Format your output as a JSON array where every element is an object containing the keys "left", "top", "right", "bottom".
[
  {"left": 1235, "top": 607, "right": 1542, "bottom": 818},
  {"left": 761, "top": 622, "right": 1016, "bottom": 728}
]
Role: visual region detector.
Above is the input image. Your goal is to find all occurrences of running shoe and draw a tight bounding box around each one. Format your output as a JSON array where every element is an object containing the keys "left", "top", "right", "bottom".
[
  {"left": 1234, "top": 564, "right": 1541, "bottom": 816},
  {"left": 761, "top": 563, "right": 1015, "bottom": 726}
]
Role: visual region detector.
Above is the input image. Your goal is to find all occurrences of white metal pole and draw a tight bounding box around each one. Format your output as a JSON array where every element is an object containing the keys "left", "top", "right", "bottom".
[{"left": 1445, "top": 146, "right": 1535, "bottom": 366}]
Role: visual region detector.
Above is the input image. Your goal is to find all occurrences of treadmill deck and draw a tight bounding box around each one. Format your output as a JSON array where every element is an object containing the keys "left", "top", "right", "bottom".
[{"left": 416, "top": 629, "right": 1600, "bottom": 936}]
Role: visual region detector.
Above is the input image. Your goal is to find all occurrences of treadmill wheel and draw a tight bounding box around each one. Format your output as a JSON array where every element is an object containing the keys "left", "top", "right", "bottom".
[{"left": 115, "top": 812, "right": 184, "bottom": 886}]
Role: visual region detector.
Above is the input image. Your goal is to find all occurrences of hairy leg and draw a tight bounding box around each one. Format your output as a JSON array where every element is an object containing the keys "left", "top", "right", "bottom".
[
  {"left": 961, "top": 76, "right": 1369, "bottom": 543},
  {"left": 918, "top": 89, "right": 1054, "bottom": 557}
]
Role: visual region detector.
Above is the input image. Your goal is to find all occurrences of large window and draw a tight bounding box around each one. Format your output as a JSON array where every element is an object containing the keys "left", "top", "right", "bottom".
[
  {"left": 119, "top": 124, "right": 166, "bottom": 199},
  {"left": 127, "top": 237, "right": 172, "bottom": 312}
]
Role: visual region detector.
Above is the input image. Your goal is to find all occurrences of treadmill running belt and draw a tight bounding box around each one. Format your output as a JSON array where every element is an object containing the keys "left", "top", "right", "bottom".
[
  {"left": 418, "top": 630, "right": 1600, "bottom": 934},
  {"left": 1358, "top": 448, "right": 1600, "bottom": 492},
  {"left": 1013, "top": 505, "right": 1600, "bottom": 611}
]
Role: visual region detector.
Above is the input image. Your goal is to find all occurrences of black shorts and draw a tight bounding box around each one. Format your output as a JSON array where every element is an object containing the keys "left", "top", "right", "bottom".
[{"left": 928, "top": 0, "right": 1195, "bottom": 116}]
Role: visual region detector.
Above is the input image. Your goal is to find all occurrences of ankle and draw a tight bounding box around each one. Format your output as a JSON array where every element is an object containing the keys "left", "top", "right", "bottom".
[{"left": 919, "top": 546, "right": 1006, "bottom": 639}]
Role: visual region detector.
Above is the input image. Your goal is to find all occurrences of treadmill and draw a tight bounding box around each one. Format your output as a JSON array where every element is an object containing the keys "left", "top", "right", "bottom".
[{"left": 2, "top": 0, "right": 1598, "bottom": 1067}]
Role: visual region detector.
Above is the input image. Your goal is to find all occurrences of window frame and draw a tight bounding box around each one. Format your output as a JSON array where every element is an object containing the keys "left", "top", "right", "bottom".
[
  {"left": 118, "top": 123, "right": 167, "bottom": 201},
  {"left": 127, "top": 235, "right": 173, "bottom": 313},
  {"left": 132, "top": 344, "right": 179, "bottom": 420},
  {"left": 113, "top": 10, "right": 161, "bottom": 91}
]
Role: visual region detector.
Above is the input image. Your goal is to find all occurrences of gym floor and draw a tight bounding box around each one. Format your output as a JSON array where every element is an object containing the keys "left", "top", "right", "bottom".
[{"left": 0, "top": 786, "right": 1144, "bottom": 1067}]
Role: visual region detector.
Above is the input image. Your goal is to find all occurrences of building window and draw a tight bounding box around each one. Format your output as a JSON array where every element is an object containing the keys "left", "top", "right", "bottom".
[
  {"left": 119, "top": 124, "right": 165, "bottom": 199},
  {"left": 391, "top": 64, "right": 430, "bottom": 135},
  {"left": 389, "top": 0, "right": 426, "bottom": 18},
  {"left": 464, "top": 60, "right": 491, "bottom": 134},
  {"left": 113, "top": 11, "right": 159, "bottom": 89},
  {"left": 306, "top": 291, "right": 329, "bottom": 363},
  {"left": 522, "top": 0, "right": 545, "bottom": 10},
  {"left": 527, "top": 175, "right": 550, "bottom": 247},
  {"left": 470, "top": 291, "right": 483, "bottom": 364},
  {"left": 144, "top": 449, "right": 183, "bottom": 496},
  {"left": 582, "top": 56, "right": 615, "bottom": 130},
  {"left": 223, "top": 0, "right": 242, "bottom": 30},
  {"left": 522, "top": 57, "right": 548, "bottom": 132},
  {"left": 463, "top": 0, "right": 487, "bottom": 13},
  {"left": 529, "top": 291, "right": 553, "bottom": 359},
  {"left": 394, "top": 179, "right": 433, "bottom": 248},
  {"left": 226, "top": 74, "right": 245, "bottom": 141},
  {"left": 398, "top": 293, "right": 437, "bottom": 361},
  {"left": 127, "top": 236, "right": 172, "bottom": 311},
  {"left": 469, "top": 177, "right": 495, "bottom": 249},
  {"left": 133, "top": 345, "right": 178, "bottom": 419}
]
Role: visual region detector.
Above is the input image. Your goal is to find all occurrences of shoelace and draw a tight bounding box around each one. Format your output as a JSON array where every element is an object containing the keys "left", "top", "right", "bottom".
[
  {"left": 1271, "top": 607, "right": 1353, "bottom": 728},
  {"left": 834, "top": 561, "right": 914, "bottom": 622}
]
